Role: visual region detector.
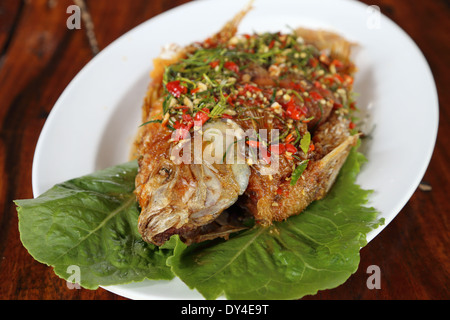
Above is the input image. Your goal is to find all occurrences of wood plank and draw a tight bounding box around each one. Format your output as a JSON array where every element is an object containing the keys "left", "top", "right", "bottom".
[
  {"left": 85, "top": 0, "right": 191, "bottom": 50},
  {"left": 0, "top": 0, "right": 23, "bottom": 57},
  {"left": 0, "top": 0, "right": 121, "bottom": 299}
]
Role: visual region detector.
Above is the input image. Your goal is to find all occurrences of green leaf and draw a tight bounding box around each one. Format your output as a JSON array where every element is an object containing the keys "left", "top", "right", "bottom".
[
  {"left": 300, "top": 131, "right": 311, "bottom": 154},
  {"left": 167, "top": 147, "right": 384, "bottom": 300},
  {"left": 290, "top": 160, "right": 309, "bottom": 186},
  {"left": 15, "top": 161, "right": 173, "bottom": 289}
]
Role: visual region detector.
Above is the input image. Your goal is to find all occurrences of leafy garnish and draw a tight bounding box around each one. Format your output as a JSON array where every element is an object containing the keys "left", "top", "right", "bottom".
[
  {"left": 290, "top": 160, "right": 309, "bottom": 186},
  {"left": 15, "top": 161, "right": 174, "bottom": 289},
  {"left": 300, "top": 131, "right": 311, "bottom": 154}
]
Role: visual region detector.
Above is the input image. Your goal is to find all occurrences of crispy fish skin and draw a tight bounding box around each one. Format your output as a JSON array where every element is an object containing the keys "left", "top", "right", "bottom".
[
  {"left": 237, "top": 113, "right": 358, "bottom": 225},
  {"left": 133, "top": 5, "right": 360, "bottom": 245}
]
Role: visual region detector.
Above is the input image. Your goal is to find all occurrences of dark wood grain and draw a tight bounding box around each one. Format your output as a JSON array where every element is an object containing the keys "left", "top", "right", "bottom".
[{"left": 0, "top": 0, "right": 448, "bottom": 300}]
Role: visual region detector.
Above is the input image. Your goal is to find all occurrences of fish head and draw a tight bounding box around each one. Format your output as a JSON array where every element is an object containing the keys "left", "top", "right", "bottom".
[{"left": 136, "top": 119, "right": 250, "bottom": 245}]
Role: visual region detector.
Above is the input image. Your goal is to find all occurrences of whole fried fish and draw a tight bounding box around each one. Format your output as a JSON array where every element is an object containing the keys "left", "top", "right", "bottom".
[{"left": 133, "top": 5, "right": 360, "bottom": 246}]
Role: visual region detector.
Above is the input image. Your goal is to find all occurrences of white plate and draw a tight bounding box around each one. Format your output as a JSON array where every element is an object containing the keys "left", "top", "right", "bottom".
[{"left": 32, "top": 0, "right": 439, "bottom": 300}]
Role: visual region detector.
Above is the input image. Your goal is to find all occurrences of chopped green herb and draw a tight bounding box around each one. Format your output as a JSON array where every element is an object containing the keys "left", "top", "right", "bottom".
[
  {"left": 139, "top": 119, "right": 162, "bottom": 127},
  {"left": 210, "top": 103, "right": 227, "bottom": 118},
  {"left": 290, "top": 160, "right": 309, "bottom": 186},
  {"left": 162, "top": 95, "right": 172, "bottom": 115}
]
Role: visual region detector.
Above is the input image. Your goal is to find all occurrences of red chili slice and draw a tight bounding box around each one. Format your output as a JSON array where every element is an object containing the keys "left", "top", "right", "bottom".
[
  {"left": 285, "top": 98, "right": 306, "bottom": 121},
  {"left": 224, "top": 61, "right": 240, "bottom": 73},
  {"left": 309, "top": 91, "right": 323, "bottom": 101},
  {"left": 166, "top": 80, "right": 187, "bottom": 98},
  {"left": 194, "top": 108, "right": 210, "bottom": 125},
  {"left": 244, "top": 83, "right": 261, "bottom": 92},
  {"left": 285, "top": 143, "right": 297, "bottom": 154},
  {"left": 246, "top": 140, "right": 260, "bottom": 148},
  {"left": 191, "top": 87, "right": 201, "bottom": 94},
  {"left": 182, "top": 113, "right": 194, "bottom": 128},
  {"left": 270, "top": 144, "right": 286, "bottom": 155},
  {"left": 333, "top": 102, "right": 343, "bottom": 109},
  {"left": 209, "top": 60, "right": 220, "bottom": 68},
  {"left": 268, "top": 39, "right": 276, "bottom": 49},
  {"left": 331, "top": 59, "right": 344, "bottom": 68}
]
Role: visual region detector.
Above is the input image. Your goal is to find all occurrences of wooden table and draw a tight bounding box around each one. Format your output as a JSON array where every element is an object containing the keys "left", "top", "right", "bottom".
[{"left": 0, "top": 0, "right": 448, "bottom": 300}]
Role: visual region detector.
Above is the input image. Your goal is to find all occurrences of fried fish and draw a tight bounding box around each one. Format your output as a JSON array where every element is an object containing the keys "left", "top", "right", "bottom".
[{"left": 133, "top": 5, "right": 360, "bottom": 246}]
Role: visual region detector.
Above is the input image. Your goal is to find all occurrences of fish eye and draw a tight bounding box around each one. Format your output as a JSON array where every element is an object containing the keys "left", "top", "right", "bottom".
[{"left": 158, "top": 167, "right": 172, "bottom": 178}]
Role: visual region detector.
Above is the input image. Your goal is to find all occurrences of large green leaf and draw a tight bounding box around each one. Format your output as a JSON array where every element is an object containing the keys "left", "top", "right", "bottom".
[
  {"left": 16, "top": 161, "right": 173, "bottom": 289},
  {"left": 167, "top": 148, "right": 384, "bottom": 300}
]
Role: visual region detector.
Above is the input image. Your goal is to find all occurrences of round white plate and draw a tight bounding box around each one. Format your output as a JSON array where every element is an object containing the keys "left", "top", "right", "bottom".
[{"left": 32, "top": 0, "right": 438, "bottom": 300}]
